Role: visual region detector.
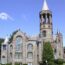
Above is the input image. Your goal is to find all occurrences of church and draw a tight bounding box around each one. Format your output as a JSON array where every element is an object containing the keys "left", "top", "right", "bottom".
[{"left": 1, "top": 0, "right": 63, "bottom": 65}]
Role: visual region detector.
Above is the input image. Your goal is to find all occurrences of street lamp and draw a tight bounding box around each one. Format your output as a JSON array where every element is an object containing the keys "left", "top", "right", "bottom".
[{"left": 46, "top": 60, "right": 48, "bottom": 65}]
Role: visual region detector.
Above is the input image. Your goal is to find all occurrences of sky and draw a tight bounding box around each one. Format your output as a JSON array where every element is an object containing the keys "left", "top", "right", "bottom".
[{"left": 0, "top": 0, "right": 65, "bottom": 46}]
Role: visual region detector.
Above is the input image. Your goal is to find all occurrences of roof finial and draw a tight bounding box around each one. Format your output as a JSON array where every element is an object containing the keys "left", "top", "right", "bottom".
[
  {"left": 57, "top": 29, "right": 59, "bottom": 34},
  {"left": 4, "top": 36, "right": 9, "bottom": 44},
  {"left": 42, "top": 0, "right": 49, "bottom": 10}
]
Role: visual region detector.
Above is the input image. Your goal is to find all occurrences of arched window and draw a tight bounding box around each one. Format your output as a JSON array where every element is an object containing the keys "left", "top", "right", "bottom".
[
  {"left": 27, "top": 44, "right": 33, "bottom": 51},
  {"left": 15, "top": 52, "right": 22, "bottom": 59},
  {"left": 15, "top": 36, "right": 22, "bottom": 51},
  {"left": 16, "top": 36, "right": 22, "bottom": 44},
  {"left": 27, "top": 52, "right": 33, "bottom": 59},
  {"left": 42, "top": 30, "right": 46, "bottom": 37}
]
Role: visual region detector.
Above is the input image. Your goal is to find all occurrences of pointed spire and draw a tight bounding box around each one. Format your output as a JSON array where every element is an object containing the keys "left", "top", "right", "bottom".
[
  {"left": 4, "top": 36, "right": 8, "bottom": 44},
  {"left": 42, "top": 0, "right": 49, "bottom": 10},
  {"left": 57, "top": 29, "right": 59, "bottom": 35}
]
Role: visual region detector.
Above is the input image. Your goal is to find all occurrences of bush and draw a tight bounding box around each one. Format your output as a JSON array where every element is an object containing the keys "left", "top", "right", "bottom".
[
  {"left": 23, "top": 64, "right": 27, "bottom": 65},
  {"left": 1, "top": 64, "right": 5, "bottom": 65},
  {"left": 6, "top": 63, "right": 12, "bottom": 65},
  {"left": 39, "top": 62, "right": 43, "bottom": 65},
  {"left": 48, "top": 61, "right": 55, "bottom": 65},
  {"left": 1, "top": 63, "right": 12, "bottom": 65},
  {"left": 15, "top": 63, "right": 21, "bottom": 65},
  {"left": 1, "top": 63, "right": 28, "bottom": 65},
  {"left": 15, "top": 63, "right": 27, "bottom": 65},
  {"left": 54, "top": 59, "right": 64, "bottom": 65}
]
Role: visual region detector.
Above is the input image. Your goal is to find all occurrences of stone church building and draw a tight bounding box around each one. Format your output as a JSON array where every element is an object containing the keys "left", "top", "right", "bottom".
[{"left": 1, "top": 0, "right": 63, "bottom": 65}]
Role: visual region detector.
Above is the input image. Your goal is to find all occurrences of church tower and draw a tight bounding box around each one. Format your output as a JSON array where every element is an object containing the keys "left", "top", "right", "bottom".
[{"left": 40, "top": 0, "right": 53, "bottom": 42}]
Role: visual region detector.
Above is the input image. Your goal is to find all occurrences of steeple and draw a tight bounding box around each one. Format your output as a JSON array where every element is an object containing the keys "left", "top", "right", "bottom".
[
  {"left": 42, "top": 0, "right": 49, "bottom": 10},
  {"left": 40, "top": 0, "right": 53, "bottom": 42}
]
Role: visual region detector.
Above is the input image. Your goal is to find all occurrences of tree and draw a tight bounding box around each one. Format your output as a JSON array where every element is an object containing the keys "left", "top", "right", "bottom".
[{"left": 42, "top": 42, "right": 54, "bottom": 65}]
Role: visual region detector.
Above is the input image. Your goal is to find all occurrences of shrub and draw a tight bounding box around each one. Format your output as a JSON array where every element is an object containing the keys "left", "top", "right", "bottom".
[
  {"left": 1, "top": 63, "right": 12, "bottom": 65},
  {"left": 6, "top": 63, "right": 12, "bottom": 65},
  {"left": 54, "top": 59, "right": 64, "bottom": 65},
  {"left": 15, "top": 63, "right": 20, "bottom": 65},
  {"left": 23, "top": 64, "right": 27, "bottom": 65}
]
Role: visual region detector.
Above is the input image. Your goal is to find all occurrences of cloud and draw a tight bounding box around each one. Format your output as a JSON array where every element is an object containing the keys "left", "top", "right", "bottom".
[{"left": 0, "top": 12, "right": 14, "bottom": 21}]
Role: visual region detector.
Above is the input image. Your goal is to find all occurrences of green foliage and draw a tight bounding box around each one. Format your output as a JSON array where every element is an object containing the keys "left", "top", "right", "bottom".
[
  {"left": 54, "top": 59, "right": 64, "bottom": 65},
  {"left": 15, "top": 63, "right": 20, "bottom": 65},
  {"left": 0, "top": 38, "right": 4, "bottom": 46},
  {"left": 15, "top": 63, "right": 27, "bottom": 65},
  {"left": 42, "top": 42, "right": 54, "bottom": 65},
  {"left": 6, "top": 63, "right": 12, "bottom": 65},
  {"left": 63, "top": 60, "right": 65, "bottom": 63},
  {"left": 23, "top": 64, "right": 27, "bottom": 65},
  {"left": 48, "top": 61, "right": 55, "bottom": 65},
  {"left": 1, "top": 63, "right": 12, "bottom": 65},
  {"left": 63, "top": 63, "right": 65, "bottom": 65},
  {"left": 1, "top": 63, "right": 27, "bottom": 65},
  {"left": 39, "top": 62, "right": 43, "bottom": 65}
]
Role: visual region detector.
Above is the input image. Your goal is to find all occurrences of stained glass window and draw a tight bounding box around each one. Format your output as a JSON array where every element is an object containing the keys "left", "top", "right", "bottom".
[{"left": 15, "top": 37, "right": 22, "bottom": 51}]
